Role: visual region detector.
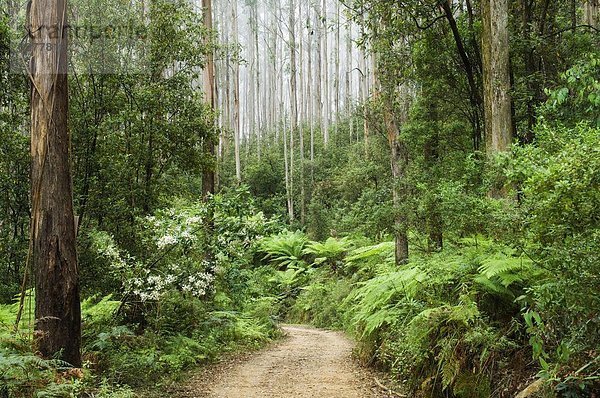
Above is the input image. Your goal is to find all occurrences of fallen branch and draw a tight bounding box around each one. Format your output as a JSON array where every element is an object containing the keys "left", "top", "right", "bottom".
[
  {"left": 515, "top": 379, "right": 545, "bottom": 398},
  {"left": 374, "top": 377, "right": 406, "bottom": 397}
]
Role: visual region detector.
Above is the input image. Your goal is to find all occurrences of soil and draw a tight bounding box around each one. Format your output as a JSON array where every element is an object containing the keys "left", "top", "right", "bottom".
[{"left": 175, "top": 324, "right": 403, "bottom": 398}]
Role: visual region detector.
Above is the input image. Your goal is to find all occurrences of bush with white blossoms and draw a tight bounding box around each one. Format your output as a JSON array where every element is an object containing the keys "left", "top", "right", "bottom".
[{"left": 88, "top": 187, "right": 282, "bottom": 306}]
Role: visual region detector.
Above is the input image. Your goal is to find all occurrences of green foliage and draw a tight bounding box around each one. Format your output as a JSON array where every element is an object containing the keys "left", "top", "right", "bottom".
[
  {"left": 258, "top": 230, "right": 308, "bottom": 269},
  {"left": 541, "top": 56, "right": 600, "bottom": 127},
  {"left": 303, "top": 237, "right": 353, "bottom": 268},
  {"left": 509, "top": 122, "right": 600, "bottom": 391},
  {"left": 287, "top": 238, "right": 546, "bottom": 396}
]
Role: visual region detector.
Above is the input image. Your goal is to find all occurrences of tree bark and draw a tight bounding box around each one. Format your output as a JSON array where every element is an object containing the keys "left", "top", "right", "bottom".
[
  {"left": 289, "top": 0, "right": 299, "bottom": 223},
  {"left": 202, "top": 0, "right": 216, "bottom": 198},
  {"left": 314, "top": 1, "right": 323, "bottom": 141},
  {"left": 322, "top": 0, "right": 329, "bottom": 146},
  {"left": 584, "top": 0, "right": 599, "bottom": 28},
  {"left": 29, "top": 0, "right": 82, "bottom": 367},
  {"left": 384, "top": 102, "right": 409, "bottom": 266},
  {"left": 484, "top": 0, "right": 513, "bottom": 155},
  {"left": 232, "top": 0, "right": 241, "bottom": 182}
]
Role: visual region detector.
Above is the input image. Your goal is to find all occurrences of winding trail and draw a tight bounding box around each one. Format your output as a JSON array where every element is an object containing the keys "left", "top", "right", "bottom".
[{"left": 181, "top": 325, "right": 389, "bottom": 397}]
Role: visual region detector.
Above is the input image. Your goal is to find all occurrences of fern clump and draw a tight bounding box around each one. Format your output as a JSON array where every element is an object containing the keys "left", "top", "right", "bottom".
[
  {"left": 258, "top": 230, "right": 308, "bottom": 269},
  {"left": 303, "top": 237, "right": 354, "bottom": 270}
]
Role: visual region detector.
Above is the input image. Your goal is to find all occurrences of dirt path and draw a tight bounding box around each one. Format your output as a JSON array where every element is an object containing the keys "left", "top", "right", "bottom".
[{"left": 180, "top": 325, "right": 395, "bottom": 398}]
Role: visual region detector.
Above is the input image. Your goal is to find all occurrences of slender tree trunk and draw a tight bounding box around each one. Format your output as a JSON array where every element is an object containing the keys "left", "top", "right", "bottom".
[
  {"left": 384, "top": 102, "right": 409, "bottom": 266},
  {"left": 322, "top": 0, "right": 329, "bottom": 146},
  {"left": 248, "top": 10, "right": 256, "bottom": 156},
  {"left": 441, "top": 0, "right": 483, "bottom": 150},
  {"left": 30, "top": 0, "right": 82, "bottom": 367},
  {"left": 481, "top": 0, "right": 492, "bottom": 146},
  {"left": 424, "top": 103, "right": 443, "bottom": 252},
  {"left": 358, "top": 38, "right": 369, "bottom": 157},
  {"left": 289, "top": 0, "right": 298, "bottom": 222},
  {"left": 345, "top": 18, "right": 352, "bottom": 123},
  {"left": 283, "top": 116, "right": 293, "bottom": 221},
  {"left": 298, "top": 0, "right": 306, "bottom": 127},
  {"left": 307, "top": 11, "right": 315, "bottom": 182},
  {"left": 314, "top": 1, "right": 323, "bottom": 138},
  {"left": 334, "top": 0, "right": 340, "bottom": 137},
  {"left": 202, "top": 0, "right": 216, "bottom": 198},
  {"left": 232, "top": 0, "right": 241, "bottom": 182},
  {"left": 253, "top": 1, "right": 262, "bottom": 158}
]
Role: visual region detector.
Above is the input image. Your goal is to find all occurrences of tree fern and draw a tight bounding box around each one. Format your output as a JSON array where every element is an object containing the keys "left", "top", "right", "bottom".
[
  {"left": 345, "top": 241, "right": 394, "bottom": 264},
  {"left": 258, "top": 230, "right": 308, "bottom": 269},
  {"left": 303, "top": 237, "right": 353, "bottom": 267}
]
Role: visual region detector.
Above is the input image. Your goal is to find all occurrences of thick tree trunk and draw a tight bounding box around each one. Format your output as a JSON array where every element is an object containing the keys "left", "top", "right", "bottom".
[
  {"left": 482, "top": 0, "right": 513, "bottom": 156},
  {"left": 584, "top": 0, "right": 599, "bottom": 27},
  {"left": 29, "top": 0, "right": 81, "bottom": 367}
]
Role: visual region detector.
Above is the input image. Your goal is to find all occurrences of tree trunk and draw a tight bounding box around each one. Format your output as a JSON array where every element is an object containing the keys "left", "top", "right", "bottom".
[
  {"left": 334, "top": 0, "right": 340, "bottom": 135},
  {"left": 283, "top": 116, "right": 293, "bottom": 221},
  {"left": 232, "top": 0, "right": 241, "bottom": 182},
  {"left": 322, "top": 0, "right": 329, "bottom": 146},
  {"left": 424, "top": 104, "right": 443, "bottom": 252},
  {"left": 307, "top": 10, "right": 315, "bottom": 182},
  {"left": 29, "top": 0, "right": 82, "bottom": 367},
  {"left": 314, "top": 1, "right": 323, "bottom": 139},
  {"left": 202, "top": 0, "right": 216, "bottom": 198},
  {"left": 482, "top": 0, "right": 513, "bottom": 157},
  {"left": 289, "top": 0, "right": 299, "bottom": 223},
  {"left": 253, "top": 1, "right": 262, "bottom": 158},
  {"left": 584, "top": 0, "right": 599, "bottom": 27},
  {"left": 384, "top": 105, "right": 409, "bottom": 266},
  {"left": 441, "top": 0, "right": 483, "bottom": 150}
]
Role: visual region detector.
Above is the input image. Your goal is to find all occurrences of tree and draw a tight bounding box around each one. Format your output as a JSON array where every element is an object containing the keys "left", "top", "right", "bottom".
[
  {"left": 482, "top": 0, "right": 513, "bottom": 156},
  {"left": 232, "top": 0, "right": 242, "bottom": 182},
  {"left": 584, "top": 0, "right": 599, "bottom": 27},
  {"left": 202, "top": 0, "right": 216, "bottom": 198},
  {"left": 29, "top": 0, "right": 82, "bottom": 367},
  {"left": 321, "top": 0, "right": 330, "bottom": 146}
]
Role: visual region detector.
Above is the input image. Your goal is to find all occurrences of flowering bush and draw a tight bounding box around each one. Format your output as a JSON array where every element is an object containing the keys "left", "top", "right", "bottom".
[{"left": 88, "top": 186, "right": 281, "bottom": 307}]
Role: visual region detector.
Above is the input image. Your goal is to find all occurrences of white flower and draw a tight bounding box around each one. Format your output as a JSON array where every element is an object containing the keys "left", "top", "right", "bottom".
[
  {"left": 187, "top": 216, "right": 202, "bottom": 225},
  {"left": 157, "top": 234, "right": 177, "bottom": 249}
]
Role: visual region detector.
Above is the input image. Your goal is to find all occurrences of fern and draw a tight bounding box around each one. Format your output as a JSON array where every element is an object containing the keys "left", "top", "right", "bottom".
[
  {"left": 348, "top": 266, "right": 427, "bottom": 336},
  {"left": 475, "top": 252, "right": 545, "bottom": 297},
  {"left": 303, "top": 237, "right": 353, "bottom": 266},
  {"left": 258, "top": 230, "right": 308, "bottom": 269},
  {"left": 345, "top": 241, "right": 394, "bottom": 264}
]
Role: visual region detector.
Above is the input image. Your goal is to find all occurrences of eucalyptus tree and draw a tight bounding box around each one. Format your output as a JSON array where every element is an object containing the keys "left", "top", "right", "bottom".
[
  {"left": 202, "top": 0, "right": 217, "bottom": 198},
  {"left": 29, "top": 0, "right": 81, "bottom": 366},
  {"left": 232, "top": 0, "right": 242, "bottom": 182},
  {"left": 482, "top": 0, "right": 513, "bottom": 157}
]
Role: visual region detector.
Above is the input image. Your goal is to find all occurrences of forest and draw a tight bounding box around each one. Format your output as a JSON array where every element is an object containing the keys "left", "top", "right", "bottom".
[{"left": 0, "top": 0, "right": 599, "bottom": 396}]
